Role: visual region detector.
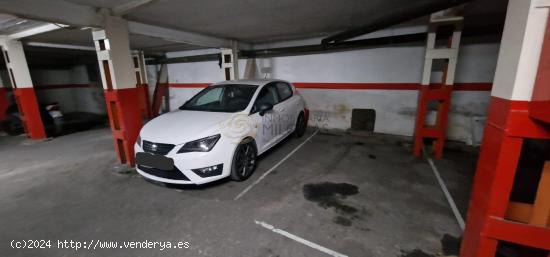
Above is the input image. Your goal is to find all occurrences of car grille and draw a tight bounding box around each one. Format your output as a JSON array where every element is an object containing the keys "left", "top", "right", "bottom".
[
  {"left": 137, "top": 165, "right": 190, "bottom": 181},
  {"left": 142, "top": 140, "right": 175, "bottom": 155}
]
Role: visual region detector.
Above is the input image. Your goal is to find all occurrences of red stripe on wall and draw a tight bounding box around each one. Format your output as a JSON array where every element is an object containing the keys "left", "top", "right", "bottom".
[
  {"left": 293, "top": 83, "right": 419, "bottom": 90},
  {"left": 34, "top": 84, "right": 99, "bottom": 90},
  {"left": 168, "top": 82, "right": 493, "bottom": 91}
]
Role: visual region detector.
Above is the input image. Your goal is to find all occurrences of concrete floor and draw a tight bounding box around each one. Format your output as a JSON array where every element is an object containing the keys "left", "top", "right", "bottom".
[{"left": 0, "top": 127, "right": 476, "bottom": 257}]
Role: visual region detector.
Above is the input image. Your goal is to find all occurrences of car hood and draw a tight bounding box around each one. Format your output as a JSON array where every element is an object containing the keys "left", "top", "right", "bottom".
[{"left": 139, "top": 110, "right": 234, "bottom": 145}]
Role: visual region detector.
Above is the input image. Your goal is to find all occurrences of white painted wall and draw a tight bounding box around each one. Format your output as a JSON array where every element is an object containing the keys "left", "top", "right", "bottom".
[
  {"left": 164, "top": 42, "right": 499, "bottom": 144},
  {"left": 31, "top": 65, "right": 106, "bottom": 114}
]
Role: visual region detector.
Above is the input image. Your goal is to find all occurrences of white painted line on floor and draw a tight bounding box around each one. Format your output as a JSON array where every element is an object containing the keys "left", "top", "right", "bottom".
[
  {"left": 234, "top": 130, "right": 318, "bottom": 200},
  {"left": 254, "top": 220, "right": 348, "bottom": 257},
  {"left": 423, "top": 148, "right": 465, "bottom": 231}
]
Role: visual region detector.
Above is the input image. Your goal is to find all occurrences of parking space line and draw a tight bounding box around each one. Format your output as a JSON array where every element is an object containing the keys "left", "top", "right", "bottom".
[
  {"left": 254, "top": 220, "right": 348, "bottom": 257},
  {"left": 423, "top": 147, "right": 465, "bottom": 231},
  {"left": 234, "top": 130, "right": 318, "bottom": 200}
]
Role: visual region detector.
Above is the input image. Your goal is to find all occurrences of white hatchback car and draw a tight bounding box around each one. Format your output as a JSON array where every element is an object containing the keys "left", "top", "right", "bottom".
[{"left": 134, "top": 79, "right": 308, "bottom": 185}]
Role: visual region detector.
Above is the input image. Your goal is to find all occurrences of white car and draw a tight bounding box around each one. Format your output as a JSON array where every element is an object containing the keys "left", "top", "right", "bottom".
[{"left": 134, "top": 79, "right": 308, "bottom": 185}]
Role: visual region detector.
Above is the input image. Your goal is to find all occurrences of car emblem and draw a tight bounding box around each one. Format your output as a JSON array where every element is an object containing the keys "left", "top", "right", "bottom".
[{"left": 151, "top": 144, "right": 157, "bottom": 150}]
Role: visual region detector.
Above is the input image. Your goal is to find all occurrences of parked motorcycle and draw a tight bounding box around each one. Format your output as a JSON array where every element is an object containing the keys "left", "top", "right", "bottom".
[{"left": 1, "top": 103, "right": 63, "bottom": 137}]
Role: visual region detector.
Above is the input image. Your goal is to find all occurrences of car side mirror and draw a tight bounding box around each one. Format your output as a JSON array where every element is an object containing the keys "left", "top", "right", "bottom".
[{"left": 258, "top": 103, "right": 273, "bottom": 116}]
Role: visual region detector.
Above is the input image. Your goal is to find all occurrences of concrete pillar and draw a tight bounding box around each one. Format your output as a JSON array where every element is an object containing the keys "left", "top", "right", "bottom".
[
  {"left": 530, "top": 4, "right": 550, "bottom": 123},
  {"left": 151, "top": 63, "right": 168, "bottom": 116},
  {"left": 92, "top": 16, "right": 142, "bottom": 167},
  {"left": 243, "top": 58, "right": 258, "bottom": 79},
  {"left": 132, "top": 50, "right": 151, "bottom": 119},
  {"left": 413, "top": 9, "right": 463, "bottom": 159},
  {"left": 0, "top": 37, "right": 46, "bottom": 139},
  {"left": 460, "top": 1, "right": 550, "bottom": 256},
  {"left": 220, "top": 41, "right": 239, "bottom": 80}
]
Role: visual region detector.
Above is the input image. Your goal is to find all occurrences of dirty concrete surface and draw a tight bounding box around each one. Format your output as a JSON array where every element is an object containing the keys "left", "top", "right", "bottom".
[{"left": 0, "top": 128, "right": 474, "bottom": 257}]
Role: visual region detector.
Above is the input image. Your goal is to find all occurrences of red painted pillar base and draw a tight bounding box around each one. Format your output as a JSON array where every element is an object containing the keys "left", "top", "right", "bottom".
[
  {"left": 0, "top": 87, "right": 8, "bottom": 122},
  {"left": 137, "top": 83, "right": 151, "bottom": 119},
  {"left": 413, "top": 84, "right": 452, "bottom": 159},
  {"left": 460, "top": 96, "right": 550, "bottom": 257},
  {"left": 104, "top": 88, "right": 143, "bottom": 167},
  {"left": 13, "top": 88, "right": 46, "bottom": 139}
]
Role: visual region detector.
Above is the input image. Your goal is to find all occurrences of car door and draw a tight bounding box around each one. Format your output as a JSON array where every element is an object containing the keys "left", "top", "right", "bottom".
[
  {"left": 274, "top": 82, "right": 298, "bottom": 136},
  {"left": 250, "top": 84, "right": 280, "bottom": 153}
]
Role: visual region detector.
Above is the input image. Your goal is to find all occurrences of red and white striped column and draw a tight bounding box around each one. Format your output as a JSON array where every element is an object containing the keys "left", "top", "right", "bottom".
[
  {"left": 92, "top": 16, "right": 142, "bottom": 167},
  {"left": 0, "top": 38, "right": 46, "bottom": 139},
  {"left": 220, "top": 41, "right": 240, "bottom": 80},
  {"left": 132, "top": 50, "right": 151, "bottom": 119},
  {"left": 460, "top": 0, "right": 550, "bottom": 256}
]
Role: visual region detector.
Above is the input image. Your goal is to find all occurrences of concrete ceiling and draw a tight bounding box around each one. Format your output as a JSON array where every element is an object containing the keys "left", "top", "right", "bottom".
[
  {"left": 63, "top": 0, "right": 508, "bottom": 43},
  {"left": 1, "top": 0, "right": 508, "bottom": 58}
]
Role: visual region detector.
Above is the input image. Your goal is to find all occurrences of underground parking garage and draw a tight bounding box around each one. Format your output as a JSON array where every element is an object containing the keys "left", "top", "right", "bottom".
[{"left": 0, "top": 0, "right": 549, "bottom": 256}]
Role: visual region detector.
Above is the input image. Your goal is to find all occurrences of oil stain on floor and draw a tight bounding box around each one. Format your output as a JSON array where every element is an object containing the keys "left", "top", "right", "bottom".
[
  {"left": 302, "top": 182, "right": 359, "bottom": 214},
  {"left": 303, "top": 182, "right": 363, "bottom": 227}
]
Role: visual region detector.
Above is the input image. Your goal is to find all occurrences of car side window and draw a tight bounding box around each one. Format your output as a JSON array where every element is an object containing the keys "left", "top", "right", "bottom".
[
  {"left": 251, "top": 84, "right": 279, "bottom": 113},
  {"left": 275, "top": 82, "right": 293, "bottom": 101},
  {"left": 195, "top": 87, "right": 223, "bottom": 105}
]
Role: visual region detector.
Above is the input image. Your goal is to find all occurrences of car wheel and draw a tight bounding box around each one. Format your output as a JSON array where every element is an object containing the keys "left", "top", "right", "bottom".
[
  {"left": 3, "top": 116, "right": 23, "bottom": 136},
  {"left": 230, "top": 139, "right": 257, "bottom": 181},
  {"left": 294, "top": 113, "right": 306, "bottom": 138}
]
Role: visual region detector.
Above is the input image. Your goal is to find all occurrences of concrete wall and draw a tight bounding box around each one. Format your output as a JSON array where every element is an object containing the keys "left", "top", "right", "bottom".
[
  {"left": 30, "top": 65, "right": 106, "bottom": 115},
  {"left": 163, "top": 41, "right": 499, "bottom": 145}
]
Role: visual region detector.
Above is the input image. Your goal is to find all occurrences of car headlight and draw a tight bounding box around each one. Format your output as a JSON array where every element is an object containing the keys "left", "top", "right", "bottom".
[
  {"left": 137, "top": 135, "right": 142, "bottom": 147},
  {"left": 177, "top": 134, "right": 220, "bottom": 153}
]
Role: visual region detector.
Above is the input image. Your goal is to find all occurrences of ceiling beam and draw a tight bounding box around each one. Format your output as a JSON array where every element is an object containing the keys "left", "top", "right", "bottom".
[
  {"left": 322, "top": 0, "right": 471, "bottom": 44},
  {"left": 112, "top": 0, "right": 157, "bottom": 16},
  {"left": 0, "top": 0, "right": 241, "bottom": 48},
  {"left": 24, "top": 42, "right": 96, "bottom": 51},
  {"left": 127, "top": 21, "right": 233, "bottom": 48},
  {"left": 9, "top": 23, "right": 65, "bottom": 39}
]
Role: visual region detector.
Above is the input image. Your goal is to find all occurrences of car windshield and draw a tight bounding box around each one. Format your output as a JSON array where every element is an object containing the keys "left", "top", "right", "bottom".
[{"left": 180, "top": 84, "right": 258, "bottom": 112}]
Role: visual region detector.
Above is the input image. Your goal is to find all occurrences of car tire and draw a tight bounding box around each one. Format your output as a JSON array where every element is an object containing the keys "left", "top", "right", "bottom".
[
  {"left": 294, "top": 113, "right": 306, "bottom": 138},
  {"left": 3, "top": 116, "right": 23, "bottom": 136},
  {"left": 230, "top": 139, "right": 257, "bottom": 181}
]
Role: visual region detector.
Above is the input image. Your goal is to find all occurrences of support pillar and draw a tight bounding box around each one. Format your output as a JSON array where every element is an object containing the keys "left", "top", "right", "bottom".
[
  {"left": 221, "top": 41, "right": 239, "bottom": 80},
  {"left": 413, "top": 9, "right": 462, "bottom": 159},
  {"left": 243, "top": 58, "right": 258, "bottom": 79},
  {"left": 151, "top": 63, "right": 168, "bottom": 117},
  {"left": 530, "top": 11, "right": 550, "bottom": 123},
  {"left": 132, "top": 50, "right": 151, "bottom": 119},
  {"left": 92, "top": 16, "right": 141, "bottom": 167},
  {"left": 460, "top": 0, "right": 550, "bottom": 256},
  {"left": 0, "top": 38, "right": 46, "bottom": 139}
]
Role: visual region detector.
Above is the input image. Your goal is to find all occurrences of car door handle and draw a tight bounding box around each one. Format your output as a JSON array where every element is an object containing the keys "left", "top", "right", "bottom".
[{"left": 278, "top": 107, "right": 286, "bottom": 112}]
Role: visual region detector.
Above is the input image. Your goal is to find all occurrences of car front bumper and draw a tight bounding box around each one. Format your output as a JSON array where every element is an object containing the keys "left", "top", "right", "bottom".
[{"left": 134, "top": 138, "right": 235, "bottom": 185}]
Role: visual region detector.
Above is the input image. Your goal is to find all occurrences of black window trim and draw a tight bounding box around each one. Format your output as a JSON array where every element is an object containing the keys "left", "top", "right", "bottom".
[
  {"left": 180, "top": 83, "right": 258, "bottom": 112},
  {"left": 249, "top": 82, "right": 281, "bottom": 115},
  {"left": 274, "top": 81, "right": 293, "bottom": 102}
]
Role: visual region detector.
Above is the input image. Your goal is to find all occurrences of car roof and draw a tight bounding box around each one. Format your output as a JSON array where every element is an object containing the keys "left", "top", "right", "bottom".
[{"left": 211, "top": 79, "right": 290, "bottom": 87}]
